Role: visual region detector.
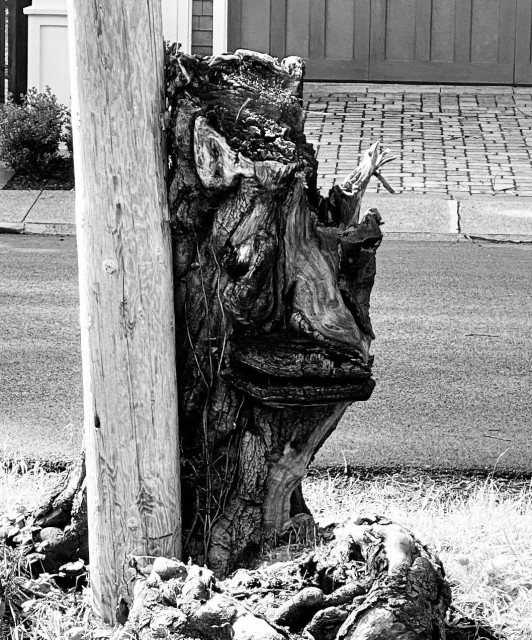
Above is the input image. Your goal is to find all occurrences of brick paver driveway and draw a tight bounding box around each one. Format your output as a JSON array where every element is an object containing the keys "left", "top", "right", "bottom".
[{"left": 304, "top": 83, "right": 532, "bottom": 197}]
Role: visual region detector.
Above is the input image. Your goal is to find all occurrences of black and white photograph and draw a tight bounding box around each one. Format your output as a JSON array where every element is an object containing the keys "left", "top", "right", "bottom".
[{"left": 1, "top": 1, "right": 531, "bottom": 638}]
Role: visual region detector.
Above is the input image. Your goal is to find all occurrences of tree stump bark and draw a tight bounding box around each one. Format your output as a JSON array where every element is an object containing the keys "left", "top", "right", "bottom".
[{"left": 164, "top": 47, "right": 392, "bottom": 576}]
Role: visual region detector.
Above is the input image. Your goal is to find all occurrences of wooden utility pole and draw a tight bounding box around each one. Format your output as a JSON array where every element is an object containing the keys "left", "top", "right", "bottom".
[{"left": 67, "top": 0, "right": 181, "bottom": 623}]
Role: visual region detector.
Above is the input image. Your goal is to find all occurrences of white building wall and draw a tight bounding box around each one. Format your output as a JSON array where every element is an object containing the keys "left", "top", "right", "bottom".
[
  {"left": 212, "top": 0, "right": 228, "bottom": 54},
  {"left": 25, "top": 1, "right": 69, "bottom": 106},
  {"left": 24, "top": 0, "right": 195, "bottom": 106}
]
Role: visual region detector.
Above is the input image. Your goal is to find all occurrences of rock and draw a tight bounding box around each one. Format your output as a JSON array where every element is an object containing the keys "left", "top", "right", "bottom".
[
  {"left": 152, "top": 557, "right": 186, "bottom": 581},
  {"left": 39, "top": 527, "right": 64, "bottom": 546},
  {"left": 66, "top": 627, "right": 86, "bottom": 640},
  {"left": 59, "top": 559, "right": 85, "bottom": 575},
  {"left": 272, "top": 586, "right": 325, "bottom": 630}
]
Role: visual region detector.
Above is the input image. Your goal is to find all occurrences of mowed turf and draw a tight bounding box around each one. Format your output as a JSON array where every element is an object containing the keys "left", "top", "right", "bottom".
[{"left": 1, "top": 235, "right": 531, "bottom": 473}]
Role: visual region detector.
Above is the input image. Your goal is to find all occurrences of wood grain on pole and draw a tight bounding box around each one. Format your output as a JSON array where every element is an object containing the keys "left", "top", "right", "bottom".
[{"left": 67, "top": 0, "right": 181, "bottom": 624}]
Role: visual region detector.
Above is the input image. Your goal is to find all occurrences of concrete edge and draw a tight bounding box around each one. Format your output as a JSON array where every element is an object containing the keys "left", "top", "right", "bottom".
[
  {"left": 24, "top": 222, "right": 76, "bottom": 236},
  {"left": 384, "top": 232, "right": 532, "bottom": 243},
  {"left": 0, "top": 222, "right": 25, "bottom": 234},
  {"left": 0, "top": 222, "right": 76, "bottom": 236},
  {"left": 0, "top": 191, "right": 531, "bottom": 239},
  {"left": 461, "top": 233, "right": 532, "bottom": 244},
  {"left": 383, "top": 232, "right": 457, "bottom": 241}
]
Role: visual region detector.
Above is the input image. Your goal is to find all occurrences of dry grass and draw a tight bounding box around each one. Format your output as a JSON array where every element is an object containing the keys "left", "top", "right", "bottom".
[
  {"left": 1, "top": 460, "right": 531, "bottom": 639},
  {"left": 0, "top": 456, "right": 95, "bottom": 640},
  {"left": 0, "top": 454, "right": 62, "bottom": 518},
  {"left": 305, "top": 471, "right": 532, "bottom": 640}
]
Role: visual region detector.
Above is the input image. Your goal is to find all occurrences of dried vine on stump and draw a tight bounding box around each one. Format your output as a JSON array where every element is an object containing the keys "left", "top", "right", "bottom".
[{"left": 165, "top": 48, "right": 392, "bottom": 576}]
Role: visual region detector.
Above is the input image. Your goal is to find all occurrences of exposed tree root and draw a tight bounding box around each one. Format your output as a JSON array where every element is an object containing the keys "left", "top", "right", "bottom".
[
  {"left": 109, "top": 515, "right": 459, "bottom": 640},
  {"left": 2, "top": 498, "right": 503, "bottom": 639},
  {"left": 0, "top": 455, "right": 88, "bottom": 573}
]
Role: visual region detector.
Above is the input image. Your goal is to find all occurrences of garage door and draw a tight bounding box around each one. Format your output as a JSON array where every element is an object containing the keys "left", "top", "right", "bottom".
[
  {"left": 228, "top": 0, "right": 532, "bottom": 85},
  {"left": 370, "top": 0, "right": 516, "bottom": 84},
  {"left": 516, "top": 0, "right": 532, "bottom": 84},
  {"left": 228, "top": 0, "right": 371, "bottom": 81}
]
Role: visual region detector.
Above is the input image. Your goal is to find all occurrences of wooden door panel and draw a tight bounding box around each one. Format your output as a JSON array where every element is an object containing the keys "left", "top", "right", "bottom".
[
  {"left": 303, "top": 0, "right": 370, "bottom": 79},
  {"left": 384, "top": 0, "right": 417, "bottom": 61},
  {"left": 240, "top": 0, "right": 271, "bottom": 52},
  {"left": 324, "top": 0, "right": 356, "bottom": 59},
  {"left": 430, "top": 2, "right": 457, "bottom": 62},
  {"left": 515, "top": 0, "right": 532, "bottom": 84},
  {"left": 370, "top": 0, "right": 517, "bottom": 84},
  {"left": 228, "top": 0, "right": 370, "bottom": 81},
  {"left": 285, "top": 0, "right": 311, "bottom": 58},
  {"left": 471, "top": 0, "right": 505, "bottom": 62}
]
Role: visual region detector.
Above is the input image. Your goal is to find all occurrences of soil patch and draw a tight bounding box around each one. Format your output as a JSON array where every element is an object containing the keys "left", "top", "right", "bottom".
[{"left": 3, "top": 157, "right": 74, "bottom": 190}]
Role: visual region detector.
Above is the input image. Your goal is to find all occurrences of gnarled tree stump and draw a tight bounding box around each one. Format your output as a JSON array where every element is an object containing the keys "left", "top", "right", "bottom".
[
  {"left": 6, "top": 48, "right": 391, "bottom": 578},
  {"left": 164, "top": 47, "right": 392, "bottom": 576}
]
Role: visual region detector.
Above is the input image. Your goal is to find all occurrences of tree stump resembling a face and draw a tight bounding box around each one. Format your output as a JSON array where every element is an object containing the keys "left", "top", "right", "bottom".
[{"left": 165, "top": 47, "right": 390, "bottom": 575}]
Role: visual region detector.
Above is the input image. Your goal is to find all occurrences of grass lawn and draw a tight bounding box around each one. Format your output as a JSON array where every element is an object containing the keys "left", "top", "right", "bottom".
[{"left": 1, "top": 459, "right": 531, "bottom": 639}]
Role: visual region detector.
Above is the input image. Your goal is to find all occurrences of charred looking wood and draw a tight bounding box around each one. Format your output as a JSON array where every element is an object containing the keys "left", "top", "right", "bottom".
[{"left": 164, "top": 46, "right": 389, "bottom": 575}]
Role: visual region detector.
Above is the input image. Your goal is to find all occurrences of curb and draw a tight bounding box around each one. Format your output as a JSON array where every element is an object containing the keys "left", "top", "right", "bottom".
[
  {"left": 0, "top": 220, "right": 76, "bottom": 235},
  {"left": 383, "top": 232, "right": 532, "bottom": 244},
  {"left": 364, "top": 193, "right": 532, "bottom": 238},
  {"left": 1, "top": 192, "right": 531, "bottom": 240},
  {"left": 25, "top": 222, "right": 76, "bottom": 235},
  {"left": 0, "top": 222, "right": 25, "bottom": 233}
]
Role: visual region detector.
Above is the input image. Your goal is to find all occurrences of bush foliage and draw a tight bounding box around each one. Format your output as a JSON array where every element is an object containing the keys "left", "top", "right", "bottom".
[{"left": 0, "top": 87, "right": 71, "bottom": 175}]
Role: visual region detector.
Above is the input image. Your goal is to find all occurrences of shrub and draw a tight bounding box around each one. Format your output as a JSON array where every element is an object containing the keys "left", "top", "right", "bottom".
[{"left": 0, "top": 87, "right": 70, "bottom": 175}]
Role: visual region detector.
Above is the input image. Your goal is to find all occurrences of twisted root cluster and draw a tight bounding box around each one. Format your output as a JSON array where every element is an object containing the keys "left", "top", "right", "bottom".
[
  {"left": 112, "top": 515, "right": 451, "bottom": 640},
  {"left": 0, "top": 458, "right": 88, "bottom": 573}
]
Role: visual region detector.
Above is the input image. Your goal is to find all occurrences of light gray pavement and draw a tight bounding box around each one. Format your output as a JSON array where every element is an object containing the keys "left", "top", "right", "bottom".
[
  {"left": 1, "top": 235, "right": 530, "bottom": 474},
  {"left": 3, "top": 189, "right": 532, "bottom": 240},
  {"left": 0, "top": 84, "right": 532, "bottom": 237},
  {"left": 0, "top": 189, "right": 75, "bottom": 235},
  {"left": 1, "top": 83, "right": 531, "bottom": 473},
  {"left": 304, "top": 83, "right": 532, "bottom": 197}
]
